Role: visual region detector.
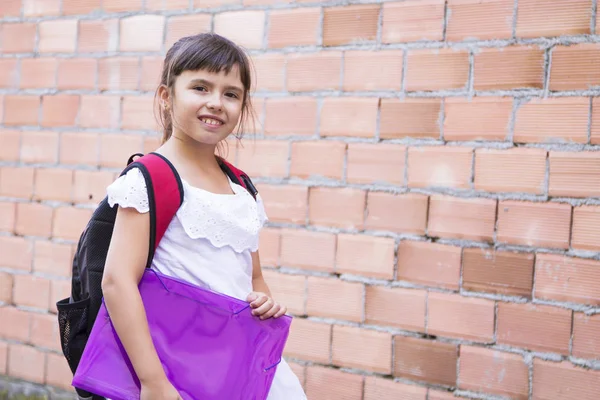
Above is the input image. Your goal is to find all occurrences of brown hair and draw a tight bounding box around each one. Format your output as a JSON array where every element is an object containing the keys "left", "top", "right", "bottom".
[{"left": 155, "top": 33, "right": 255, "bottom": 145}]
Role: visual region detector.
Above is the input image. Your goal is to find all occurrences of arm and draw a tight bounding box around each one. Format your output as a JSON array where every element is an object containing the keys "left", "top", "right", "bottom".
[
  {"left": 101, "top": 206, "right": 179, "bottom": 398},
  {"left": 247, "top": 251, "right": 287, "bottom": 319}
]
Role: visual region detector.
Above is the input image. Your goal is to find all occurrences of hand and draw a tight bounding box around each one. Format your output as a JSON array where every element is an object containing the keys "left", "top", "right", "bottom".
[
  {"left": 140, "top": 378, "right": 182, "bottom": 400},
  {"left": 246, "top": 292, "right": 287, "bottom": 320}
]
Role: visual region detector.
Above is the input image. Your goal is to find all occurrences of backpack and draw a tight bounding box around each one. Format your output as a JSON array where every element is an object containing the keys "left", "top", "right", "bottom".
[{"left": 56, "top": 152, "right": 258, "bottom": 399}]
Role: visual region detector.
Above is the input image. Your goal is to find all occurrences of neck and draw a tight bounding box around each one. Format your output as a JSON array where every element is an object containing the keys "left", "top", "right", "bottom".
[{"left": 161, "top": 132, "right": 221, "bottom": 171}]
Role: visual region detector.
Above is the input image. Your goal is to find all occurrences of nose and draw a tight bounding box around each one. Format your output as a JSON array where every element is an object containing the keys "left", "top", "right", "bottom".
[{"left": 207, "top": 92, "right": 223, "bottom": 112}]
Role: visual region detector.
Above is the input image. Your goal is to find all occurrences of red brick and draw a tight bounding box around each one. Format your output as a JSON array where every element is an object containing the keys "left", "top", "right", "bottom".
[
  {"left": 428, "top": 195, "right": 497, "bottom": 242},
  {"left": 382, "top": 0, "right": 444, "bottom": 43},
  {"left": 147, "top": 0, "right": 189, "bottom": 10},
  {"left": 459, "top": 346, "right": 529, "bottom": 399},
  {"left": 406, "top": 49, "right": 470, "bottom": 91},
  {"left": 515, "top": 98, "right": 589, "bottom": 144},
  {"left": 4, "top": 95, "right": 40, "bottom": 126},
  {"left": 447, "top": 0, "right": 514, "bottom": 41},
  {"left": 305, "top": 366, "right": 363, "bottom": 400},
  {"left": 120, "top": 15, "right": 165, "bottom": 52},
  {"left": 428, "top": 391, "right": 457, "bottom": 400},
  {"left": 144, "top": 136, "right": 162, "bottom": 154},
  {"left": 549, "top": 151, "right": 600, "bottom": 197},
  {"left": 323, "top": 5, "right": 379, "bottom": 46},
  {"left": 380, "top": 98, "right": 441, "bottom": 139},
  {"left": 0, "top": 272, "right": 13, "bottom": 303},
  {"left": 252, "top": 54, "right": 285, "bottom": 92},
  {"left": 0, "top": 202, "right": 16, "bottom": 233},
  {"left": 288, "top": 362, "right": 305, "bottom": 389},
  {"left": 34, "top": 241, "right": 73, "bottom": 278},
  {"left": 408, "top": 146, "right": 472, "bottom": 189},
  {"left": 533, "top": 360, "right": 600, "bottom": 400},
  {"left": 365, "top": 192, "right": 428, "bottom": 235},
  {"left": 52, "top": 207, "right": 93, "bottom": 241},
  {"left": 262, "top": 270, "right": 305, "bottom": 315},
  {"left": 15, "top": 203, "right": 53, "bottom": 238},
  {"left": 550, "top": 44, "right": 600, "bottom": 91},
  {"left": 256, "top": 184, "right": 307, "bottom": 225},
  {"left": 321, "top": 97, "right": 378, "bottom": 137},
  {"left": 592, "top": 98, "right": 600, "bottom": 143},
  {"left": 166, "top": 14, "right": 212, "bottom": 49},
  {"left": 463, "top": 249, "right": 534, "bottom": 297},
  {"left": 280, "top": 229, "right": 336, "bottom": 272},
  {"left": 0, "top": 167, "right": 35, "bottom": 199},
  {"left": 0, "top": 307, "right": 31, "bottom": 341},
  {"left": 0, "top": 23, "right": 36, "bottom": 53},
  {"left": 343, "top": 50, "right": 403, "bottom": 91},
  {"left": 498, "top": 302, "right": 571, "bottom": 354},
  {"left": 42, "top": 95, "right": 80, "bottom": 127},
  {"left": 516, "top": 0, "right": 591, "bottom": 38},
  {"left": 428, "top": 292, "right": 495, "bottom": 341},
  {"left": 497, "top": 201, "right": 571, "bottom": 249},
  {"left": 34, "top": 168, "right": 73, "bottom": 203},
  {"left": 104, "top": 0, "right": 143, "bottom": 12},
  {"left": 8, "top": 344, "right": 45, "bottom": 384},
  {"left": 573, "top": 313, "right": 600, "bottom": 359},
  {"left": 290, "top": 141, "right": 345, "bottom": 180},
  {"left": 78, "top": 19, "right": 119, "bottom": 53},
  {"left": 237, "top": 141, "right": 289, "bottom": 178},
  {"left": 30, "top": 313, "right": 61, "bottom": 352},
  {"left": 99, "top": 134, "right": 144, "bottom": 168},
  {"left": 474, "top": 46, "right": 545, "bottom": 90},
  {"left": 347, "top": 143, "right": 405, "bottom": 185},
  {"left": 0, "top": 130, "right": 20, "bottom": 162},
  {"left": 444, "top": 97, "right": 512, "bottom": 141},
  {"left": 20, "top": 58, "right": 57, "bottom": 89},
  {"left": 365, "top": 286, "right": 426, "bottom": 332},
  {"left": 23, "top": 0, "right": 60, "bottom": 16},
  {"left": 0, "top": 342, "right": 6, "bottom": 374},
  {"left": 0, "top": 0, "right": 21, "bottom": 17},
  {"left": 49, "top": 279, "right": 70, "bottom": 314},
  {"left": 364, "top": 376, "right": 427, "bottom": 400},
  {"left": 140, "top": 56, "right": 163, "bottom": 92},
  {"left": 0, "top": 60, "right": 18, "bottom": 89},
  {"left": 268, "top": 8, "right": 320, "bottom": 48},
  {"left": 258, "top": 227, "right": 279, "bottom": 267},
  {"left": 57, "top": 58, "right": 97, "bottom": 90},
  {"left": 394, "top": 336, "right": 457, "bottom": 386},
  {"left": 332, "top": 325, "right": 392, "bottom": 374},
  {"left": 63, "top": 0, "right": 102, "bottom": 14},
  {"left": 535, "top": 254, "right": 600, "bottom": 305},
  {"left": 309, "top": 187, "right": 366, "bottom": 229},
  {"left": 286, "top": 52, "right": 342, "bottom": 92},
  {"left": 20, "top": 131, "right": 59, "bottom": 164},
  {"left": 73, "top": 170, "right": 115, "bottom": 204},
  {"left": 264, "top": 97, "right": 318, "bottom": 136},
  {"left": 285, "top": 319, "right": 331, "bottom": 363},
  {"left": 45, "top": 352, "right": 74, "bottom": 391},
  {"left": 336, "top": 234, "right": 395, "bottom": 279},
  {"left": 122, "top": 96, "right": 158, "bottom": 130},
  {"left": 79, "top": 96, "right": 121, "bottom": 129},
  {"left": 572, "top": 206, "right": 600, "bottom": 251},
  {"left": 13, "top": 275, "right": 50, "bottom": 310},
  {"left": 306, "top": 277, "right": 363, "bottom": 322},
  {"left": 475, "top": 148, "right": 547, "bottom": 194},
  {"left": 214, "top": 11, "right": 265, "bottom": 49},
  {"left": 397, "top": 241, "right": 462, "bottom": 290},
  {"left": 39, "top": 20, "right": 77, "bottom": 53}
]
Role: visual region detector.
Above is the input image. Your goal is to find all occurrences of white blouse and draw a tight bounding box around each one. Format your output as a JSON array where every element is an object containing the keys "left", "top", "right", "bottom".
[{"left": 106, "top": 167, "right": 306, "bottom": 400}]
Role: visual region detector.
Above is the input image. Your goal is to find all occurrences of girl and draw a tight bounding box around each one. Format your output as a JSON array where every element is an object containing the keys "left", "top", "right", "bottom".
[{"left": 100, "top": 33, "right": 307, "bottom": 400}]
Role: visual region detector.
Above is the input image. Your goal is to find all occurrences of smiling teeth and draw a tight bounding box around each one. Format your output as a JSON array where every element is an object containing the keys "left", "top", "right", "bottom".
[{"left": 201, "top": 118, "right": 222, "bottom": 126}]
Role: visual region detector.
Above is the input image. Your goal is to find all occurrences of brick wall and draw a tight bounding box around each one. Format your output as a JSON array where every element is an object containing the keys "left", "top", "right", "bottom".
[{"left": 1, "top": 0, "right": 600, "bottom": 399}]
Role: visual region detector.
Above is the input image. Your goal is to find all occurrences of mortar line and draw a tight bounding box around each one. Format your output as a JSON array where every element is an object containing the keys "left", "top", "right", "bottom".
[
  {"left": 262, "top": 9, "right": 270, "bottom": 51},
  {"left": 442, "top": 0, "right": 449, "bottom": 42},
  {"left": 512, "top": 0, "right": 519, "bottom": 39},
  {"left": 542, "top": 46, "right": 553, "bottom": 97},
  {"left": 592, "top": 0, "right": 598, "bottom": 35}
]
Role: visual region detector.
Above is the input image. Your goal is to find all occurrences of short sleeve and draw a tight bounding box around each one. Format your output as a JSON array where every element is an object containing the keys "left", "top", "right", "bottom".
[
  {"left": 256, "top": 193, "right": 268, "bottom": 227},
  {"left": 106, "top": 168, "right": 150, "bottom": 213}
]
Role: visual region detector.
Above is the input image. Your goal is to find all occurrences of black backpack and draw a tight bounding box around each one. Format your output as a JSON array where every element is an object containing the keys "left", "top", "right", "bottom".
[{"left": 56, "top": 152, "right": 258, "bottom": 398}]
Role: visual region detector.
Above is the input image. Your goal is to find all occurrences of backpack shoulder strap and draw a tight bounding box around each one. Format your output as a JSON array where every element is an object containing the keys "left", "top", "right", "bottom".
[
  {"left": 217, "top": 157, "right": 258, "bottom": 200},
  {"left": 124, "top": 152, "right": 183, "bottom": 268}
]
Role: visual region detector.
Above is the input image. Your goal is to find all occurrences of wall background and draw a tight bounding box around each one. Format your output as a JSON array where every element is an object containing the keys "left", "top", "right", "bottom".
[{"left": 1, "top": 0, "right": 600, "bottom": 399}]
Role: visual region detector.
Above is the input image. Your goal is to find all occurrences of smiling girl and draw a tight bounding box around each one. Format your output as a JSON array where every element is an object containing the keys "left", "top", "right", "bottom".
[{"left": 99, "top": 33, "right": 307, "bottom": 400}]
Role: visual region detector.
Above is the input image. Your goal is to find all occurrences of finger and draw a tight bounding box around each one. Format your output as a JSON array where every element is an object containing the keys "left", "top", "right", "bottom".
[
  {"left": 260, "top": 303, "right": 281, "bottom": 320},
  {"left": 274, "top": 305, "right": 287, "bottom": 318},
  {"left": 252, "top": 297, "right": 274, "bottom": 316},
  {"left": 250, "top": 294, "right": 269, "bottom": 309}
]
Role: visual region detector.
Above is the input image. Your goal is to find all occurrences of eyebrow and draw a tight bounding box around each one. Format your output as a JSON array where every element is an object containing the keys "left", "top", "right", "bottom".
[{"left": 189, "top": 78, "right": 244, "bottom": 93}]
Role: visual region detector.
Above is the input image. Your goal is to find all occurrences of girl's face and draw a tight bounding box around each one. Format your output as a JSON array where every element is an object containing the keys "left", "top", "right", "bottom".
[{"left": 164, "top": 66, "right": 245, "bottom": 146}]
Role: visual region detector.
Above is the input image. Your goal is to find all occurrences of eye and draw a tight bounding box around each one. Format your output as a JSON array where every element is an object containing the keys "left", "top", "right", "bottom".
[
  {"left": 194, "top": 86, "right": 207, "bottom": 92},
  {"left": 225, "top": 92, "right": 239, "bottom": 99}
]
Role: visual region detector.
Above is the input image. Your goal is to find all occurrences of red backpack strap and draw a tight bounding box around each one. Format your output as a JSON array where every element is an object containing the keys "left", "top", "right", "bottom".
[
  {"left": 125, "top": 152, "right": 183, "bottom": 268},
  {"left": 217, "top": 157, "right": 258, "bottom": 200}
]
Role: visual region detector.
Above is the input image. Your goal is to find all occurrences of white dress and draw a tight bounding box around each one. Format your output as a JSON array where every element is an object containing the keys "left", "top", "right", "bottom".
[{"left": 106, "top": 167, "right": 307, "bottom": 400}]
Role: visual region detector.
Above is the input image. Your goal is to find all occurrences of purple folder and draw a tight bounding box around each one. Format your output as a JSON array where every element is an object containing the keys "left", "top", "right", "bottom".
[{"left": 72, "top": 269, "right": 292, "bottom": 400}]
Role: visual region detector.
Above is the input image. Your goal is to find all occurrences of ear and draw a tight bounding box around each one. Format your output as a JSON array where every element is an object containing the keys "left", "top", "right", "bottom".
[{"left": 157, "top": 84, "right": 171, "bottom": 110}]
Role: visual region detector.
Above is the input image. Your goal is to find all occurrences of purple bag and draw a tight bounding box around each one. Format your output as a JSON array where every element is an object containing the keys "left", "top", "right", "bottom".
[{"left": 72, "top": 268, "right": 292, "bottom": 400}]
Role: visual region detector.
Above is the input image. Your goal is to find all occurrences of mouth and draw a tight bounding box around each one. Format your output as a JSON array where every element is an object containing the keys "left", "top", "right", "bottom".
[{"left": 198, "top": 115, "right": 225, "bottom": 127}]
